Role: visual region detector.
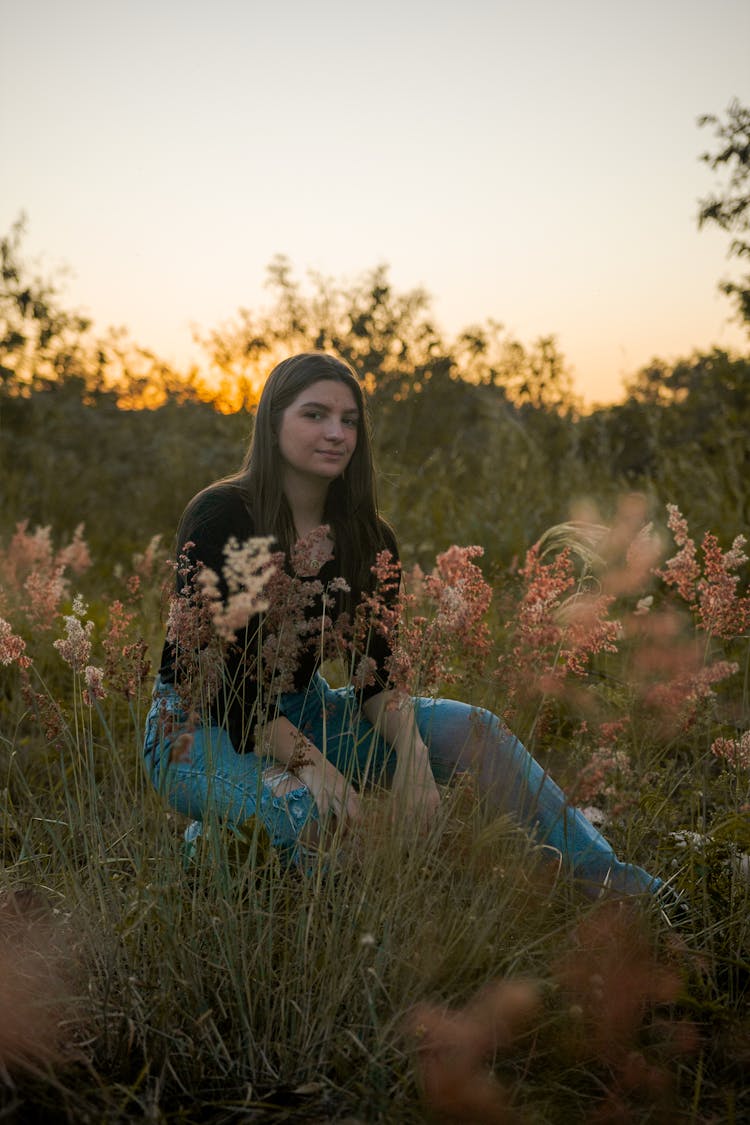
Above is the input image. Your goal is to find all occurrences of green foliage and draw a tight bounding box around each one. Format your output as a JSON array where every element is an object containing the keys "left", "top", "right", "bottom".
[
  {"left": 1, "top": 383, "right": 247, "bottom": 572},
  {"left": 699, "top": 99, "right": 750, "bottom": 332},
  {"left": 198, "top": 254, "right": 579, "bottom": 411},
  {"left": 581, "top": 349, "right": 750, "bottom": 543},
  {"left": 2, "top": 217, "right": 750, "bottom": 597},
  {"left": 3, "top": 181, "right": 750, "bottom": 1119},
  {"left": 1, "top": 527, "right": 749, "bottom": 1121},
  {"left": 0, "top": 215, "right": 93, "bottom": 393}
]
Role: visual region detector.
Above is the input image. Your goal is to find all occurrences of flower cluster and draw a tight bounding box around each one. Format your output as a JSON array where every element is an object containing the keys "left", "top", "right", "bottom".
[
  {"left": 131, "top": 533, "right": 164, "bottom": 581},
  {"left": 197, "top": 535, "right": 275, "bottom": 643},
  {"left": 498, "top": 543, "right": 619, "bottom": 716},
  {"left": 405, "top": 901, "right": 698, "bottom": 1124},
  {"left": 351, "top": 547, "right": 402, "bottom": 683},
  {"left": 658, "top": 504, "right": 750, "bottom": 640},
  {"left": 711, "top": 731, "right": 750, "bottom": 770},
  {"left": 165, "top": 531, "right": 327, "bottom": 708},
  {"left": 657, "top": 505, "right": 700, "bottom": 601},
  {"left": 557, "top": 591, "right": 620, "bottom": 676},
  {"left": 165, "top": 549, "right": 226, "bottom": 709},
  {"left": 497, "top": 545, "right": 572, "bottom": 712},
  {"left": 289, "top": 523, "right": 334, "bottom": 576},
  {"left": 260, "top": 545, "right": 353, "bottom": 697},
  {"left": 404, "top": 979, "right": 541, "bottom": 1123},
  {"left": 100, "top": 598, "right": 150, "bottom": 701},
  {"left": 0, "top": 617, "right": 31, "bottom": 669},
  {"left": 360, "top": 545, "right": 493, "bottom": 696},
  {"left": 83, "top": 664, "right": 107, "bottom": 705},
  {"left": 552, "top": 902, "right": 698, "bottom": 1118},
  {"left": 0, "top": 521, "right": 91, "bottom": 629},
  {"left": 568, "top": 720, "right": 639, "bottom": 815},
  {"left": 20, "top": 678, "right": 66, "bottom": 745},
  {"left": 573, "top": 744, "right": 637, "bottom": 813},
  {"left": 53, "top": 596, "right": 94, "bottom": 674},
  {"left": 643, "top": 660, "right": 739, "bottom": 725},
  {"left": 259, "top": 557, "right": 319, "bottom": 696}
]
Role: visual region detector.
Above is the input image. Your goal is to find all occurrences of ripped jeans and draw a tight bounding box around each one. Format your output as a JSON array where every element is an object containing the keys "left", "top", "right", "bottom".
[{"left": 142, "top": 673, "right": 662, "bottom": 896}]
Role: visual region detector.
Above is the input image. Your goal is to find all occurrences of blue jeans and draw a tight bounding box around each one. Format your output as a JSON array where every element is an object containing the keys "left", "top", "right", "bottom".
[{"left": 143, "top": 673, "right": 661, "bottom": 895}]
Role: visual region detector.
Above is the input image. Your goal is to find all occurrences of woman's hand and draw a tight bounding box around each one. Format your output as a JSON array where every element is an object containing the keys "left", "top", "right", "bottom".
[
  {"left": 260, "top": 715, "right": 360, "bottom": 830},
  {"left": 298, "top": 758, "right": 361, "bottom": 828}
]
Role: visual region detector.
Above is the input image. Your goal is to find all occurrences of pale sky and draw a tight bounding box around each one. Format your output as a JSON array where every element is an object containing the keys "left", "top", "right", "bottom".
[{"left": 2, "top": 0, "right": 748, "bottom": 405}]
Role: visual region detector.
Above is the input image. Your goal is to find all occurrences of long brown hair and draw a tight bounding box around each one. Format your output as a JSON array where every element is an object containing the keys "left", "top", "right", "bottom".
[{"left": 234, "top": 353, "right": 391, "bottom": 594}]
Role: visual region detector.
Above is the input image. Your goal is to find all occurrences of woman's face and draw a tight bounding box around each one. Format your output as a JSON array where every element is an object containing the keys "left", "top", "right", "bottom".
[{"left": 276, "top": 378, "right": 359, "bottom": 486}]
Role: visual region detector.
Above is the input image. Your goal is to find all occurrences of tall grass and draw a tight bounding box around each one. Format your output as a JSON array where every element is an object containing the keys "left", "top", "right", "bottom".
[{"left": 0, "top": 507, "right": 748, "bottom": 1123}]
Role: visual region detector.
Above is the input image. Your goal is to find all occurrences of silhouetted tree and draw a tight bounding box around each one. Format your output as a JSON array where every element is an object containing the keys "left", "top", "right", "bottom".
[
  {"left": 0, "top": 215, "right": 94, "bottom": 395},
  {"left": 698, "top": 99, "right": 750, "bottom": 332},
  {"left": 579, "top": 349, "right": 750, "bottom": 539}
]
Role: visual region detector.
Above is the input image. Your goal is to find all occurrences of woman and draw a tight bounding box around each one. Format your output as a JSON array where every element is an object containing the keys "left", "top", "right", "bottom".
[{"left": 144, "top": 352, "right": 664, "bottom": 900}]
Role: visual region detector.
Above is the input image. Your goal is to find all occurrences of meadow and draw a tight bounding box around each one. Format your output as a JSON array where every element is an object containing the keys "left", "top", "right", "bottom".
[
  {"left": 0, "top": 488, "right": 748, "bottom": 1124},
  {"left": 1, "top": 222, "right": 749, "bottom": 1120}
]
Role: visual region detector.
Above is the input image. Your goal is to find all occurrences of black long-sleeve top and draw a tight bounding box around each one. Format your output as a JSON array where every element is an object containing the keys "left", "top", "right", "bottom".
[{"left": 158, "top": 481, "right": 398, "bottom": 752}]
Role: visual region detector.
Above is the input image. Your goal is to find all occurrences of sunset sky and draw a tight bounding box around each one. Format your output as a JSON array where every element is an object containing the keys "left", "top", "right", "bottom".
[{"left": 2, "top": 0, "right": 748, "bottom": 404}]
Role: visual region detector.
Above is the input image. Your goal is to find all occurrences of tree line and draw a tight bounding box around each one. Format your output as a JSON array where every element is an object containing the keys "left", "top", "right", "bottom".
[{"left": 2, "top": 101, "right": 748, "bottom": 577}]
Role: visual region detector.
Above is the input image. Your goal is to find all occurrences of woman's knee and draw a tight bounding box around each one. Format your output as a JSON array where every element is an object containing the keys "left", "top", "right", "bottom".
[
  {"left": 419, "top": 699, "right": 499, "bottom": 757},
  {"left": 143, "top": 683, "right": 197, "bottom": 766}
]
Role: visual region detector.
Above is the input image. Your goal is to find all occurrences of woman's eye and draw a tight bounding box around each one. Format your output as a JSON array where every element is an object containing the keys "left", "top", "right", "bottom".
[{"left": 343, "top": 418, "right": 358, "bottom": 427}]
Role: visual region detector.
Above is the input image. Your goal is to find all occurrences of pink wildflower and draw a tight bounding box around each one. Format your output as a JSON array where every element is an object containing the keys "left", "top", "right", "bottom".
[
  {"left": 362, "top": 545, "right": 493, "bottom": 696},
  {"left": 53, "top": 614, "right": 94, "bottom": 673},
  {"left": 0, "top": 521, "right": 91, "bottom": 629},
  {"left": 56, "top": 523, "right": 91, "bottom": 575},
  {"left": 658, "top": 506, "right": 749, "bottom": 640},
  {"left": 405, "top": 980, "right": 541, "bottom": 1124},
  {"left": 0, "top": 618, "right": 31, "bottom": 669},
  {"left": 258, "top": 552, "right": 324, "bottom": 695},
  {"left": 557, "top": 592, "right": 620, "bottom": 675},
  {"left": 132, "top": 534, "right": 163, "bottom": 580},
  {"left": 354, "top": 548, "right": 402, "bottom": 653},
  {"left": 101, "top": 599, "right": 151, "bottom": 700},
  {"left": 327, "top": 575, "right": 351, "bottom": 596},
  {"left": 552, "top": 902, "right": 696, "bottom": 1115},
  {"left": 351, "top": 654, "right": 377, "bottom": 691},
  {"left": 659, "top": 505, "right": 700, "bottom": 601},
  {"left": 260, "top": 629, "right": 298, "bottom": 695},
  {"left": 166, "top": 575, "right": 217, "bottom": 654},
  {"left": 23, "top": 566, "right": 67, "bottom": 630},
  {"left": 696, "top": 532, "right": 750, "bottom": 639},
  {"left": 498, "top": 544, "right": 616, "bottom": 713},
  {"left": 644, "top": 660, "right": 738, "bottom": 728},
  {"left": 83, "top": 665, "right": 107, "bottom": 705},
  {"left": 598, "top": 719, "right": 628, "bottom": 745},
  {"left": 290, "top": 525, "right": 334, "bottom": 576},
  {"left": 166, "top": 594, "right": 221, "bottom": 707},
  {"left": 1, "top": 522, "right": 55, "bottom": 583},
  {"left": 573, "top": 745, "right": 636, "bottom": 812},
  {"left": 197, "top": 535, "right": 275, "bottom": 643},
  {"left": 605, "top": 494, "right": 663, "bottom": 596},
  {"left": 426, "top": 545, "right": 493, "bottom": 637},
  {"left": 20, "top": 679, "right": 66, "bottom": 745},
  {"left": 711, "top": 732, "right": 750, "bottom": 769}
]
